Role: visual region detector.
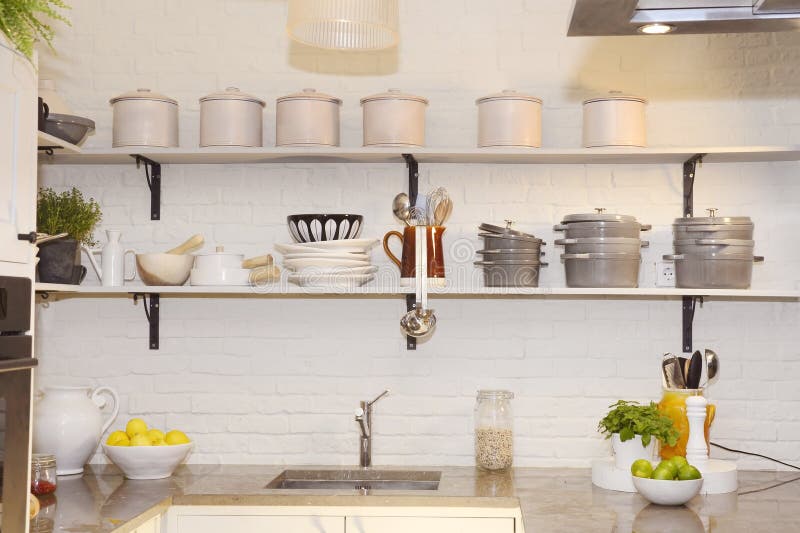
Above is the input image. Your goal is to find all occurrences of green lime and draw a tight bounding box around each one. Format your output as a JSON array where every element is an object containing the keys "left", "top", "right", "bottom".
[
  {"left": 656, "top": 460, "right": 678, "bottom": 477},
  {"left": 652, "top": 466, "right": 675, "bottom": 480},
  {"left": 678, "top": 465, "right": 702, "bottom": 480},
  {"left": 669, "top": 456, "right": 689, "bottom": 470},
  {"left": 630, "top": 459, "right": 653, "bottom": 478}
]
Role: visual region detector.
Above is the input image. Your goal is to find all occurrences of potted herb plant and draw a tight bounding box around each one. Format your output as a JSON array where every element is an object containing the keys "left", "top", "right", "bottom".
[
  {"left": 37, "top": 187, "right": 101, "bottom": 284},
  {"left": 598, "top": 400, "right": 679, "bottom": 470},
  {"left": 0, "top": 0, "right": 70, "bottom": 60}
]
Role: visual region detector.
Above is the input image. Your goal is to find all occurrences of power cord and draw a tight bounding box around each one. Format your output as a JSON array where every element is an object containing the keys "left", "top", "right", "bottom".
[{"left": 710, "top": 442, "right": 800, "bottom": 471}]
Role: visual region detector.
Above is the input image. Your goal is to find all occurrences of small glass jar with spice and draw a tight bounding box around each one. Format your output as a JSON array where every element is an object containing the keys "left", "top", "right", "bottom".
[{"left": 31, "top": 454, "right": 57, "bottom": 495}]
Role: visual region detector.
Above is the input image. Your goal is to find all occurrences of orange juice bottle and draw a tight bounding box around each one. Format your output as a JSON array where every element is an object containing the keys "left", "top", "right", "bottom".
[{"left": 658, "top": 388, "right": 715, "bottom": 459}]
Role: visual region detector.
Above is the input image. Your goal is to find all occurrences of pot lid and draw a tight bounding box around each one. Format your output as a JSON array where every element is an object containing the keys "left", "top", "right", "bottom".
[
  {"left": 478, "top": 232, "right": 544, "bottom": 244},
  {"left": 277, "top": 88, "right": 341, "bottom": 104},
  {"left": 476, "top": 89, "right": 542, "bottom": 105},
  {"left": 194, "top": 245, "right": 245, "bottom": 257},
  {"left": 583, "top": 91, "right": 647, "bottom": 105},
  {"left": 478, "top": 220, "right": 537, "bottom": 238},
  {"left": 474, "top": 260, "right": 543, "bottom": 266},
  {"left": 200, "top": 87, "right": 265, "bottom": 106},
  {"left": 673, "top": 209, "right": 753, "bottom": 226},
  {"left": 560, "top": 208, "right": 639, "bottom": 223},
  {"left": 109, "top": 88, "right": 178, "bottom": 105},
  {"left": 674, "top": 239, "right": 755, "bottom": 246},
  {"left": 554, "top": 237, "right": 646, "bottom": 245},
  {"left": 360, "top": 88, "right": 428, "bottom": 105},
  {"left": 561, "top": 252, "right": 642, "bottom": 259}
]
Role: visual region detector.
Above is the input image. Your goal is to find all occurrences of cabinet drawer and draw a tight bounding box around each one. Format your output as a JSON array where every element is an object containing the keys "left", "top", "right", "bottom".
[
  {"left": 346, "top": 516, "right": 515, "bottom": 533},
  {"left": 176, "top": 515, "right": 344, "bottom": 533}
]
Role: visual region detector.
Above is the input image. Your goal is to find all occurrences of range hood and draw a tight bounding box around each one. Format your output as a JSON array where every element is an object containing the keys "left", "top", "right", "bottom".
[{"left": 568, "top": 0, "right": 800, "bottom": 36}]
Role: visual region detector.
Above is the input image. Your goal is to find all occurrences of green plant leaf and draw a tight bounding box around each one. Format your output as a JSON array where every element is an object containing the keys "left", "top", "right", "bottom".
[
  {"left": 597, "top": 399, "right": 679, "bottom": 447},
  {"left": 37, "top": 187, "right": 102, "bottom": 246},
  {"left": 0, "top": 0, "right": 71, "bottom": 60}
]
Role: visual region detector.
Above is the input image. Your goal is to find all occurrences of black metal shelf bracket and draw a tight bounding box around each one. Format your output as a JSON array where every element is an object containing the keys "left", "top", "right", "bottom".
[
  {"left": 133, "top": 293, "right": 160, "bottom": 350},
  {"left": 683, "top": 154, "right": 704, "bottom": 217},
  {"left": 133, "top": 155, "right": 162, "bottom": 220},
  {"left": 405, "top": 294, "right": 417, "bottom": 350},
  {"left": 682, "top": 296, "right": 703, "bottom": 353},
  {"left": 402, "top": 154, "right": 419, "bottom": 207}
]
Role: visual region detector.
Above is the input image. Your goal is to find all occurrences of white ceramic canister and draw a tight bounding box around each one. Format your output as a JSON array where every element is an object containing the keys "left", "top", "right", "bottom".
[
  {"left": 276, "top": 88, "right": 341, "bottom": 146},
  {"left": 476, "top": 90, "right": 542, "bottom": 148},
  {"left": 582, "top": 92, "right": 647, "bottom": 148},
  {"left": 200, "top": 87, "right": 265, "bottom": 147},
  {"left": 360, "top": 88, "right": 428, "bottom": 147},
  {"left": 109, "top": 88, "right": 178, "bottom": 148},
  {"left": 33, "top": 385, "right": 119, "bottom": 475}
]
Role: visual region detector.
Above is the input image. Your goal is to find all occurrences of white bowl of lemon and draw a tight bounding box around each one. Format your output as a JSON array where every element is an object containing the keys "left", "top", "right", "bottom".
[{"left": 102, "top": 418, "right": 193, "bottom": 479}]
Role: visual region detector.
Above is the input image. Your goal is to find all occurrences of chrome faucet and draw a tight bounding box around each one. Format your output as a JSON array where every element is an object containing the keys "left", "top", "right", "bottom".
[{"left": 354, "top": 389, "right": 390, "bottom": 467}]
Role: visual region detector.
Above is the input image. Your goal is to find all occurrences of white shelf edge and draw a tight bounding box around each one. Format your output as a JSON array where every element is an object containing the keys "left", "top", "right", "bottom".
[
  {"left": 36, "top": 145, "right": 800, "bottom": 165},
  {"left": 33, "top": 283, "right": 800, "bottom": 299},
  {"left": 37, "top": 131, "right": 82, "bottom": 154}
]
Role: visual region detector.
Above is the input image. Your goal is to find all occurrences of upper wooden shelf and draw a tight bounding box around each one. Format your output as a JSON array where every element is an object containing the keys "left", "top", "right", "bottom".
[
  {"left": 33, "top": 283, "right": 800, "bottom": 299},
  {"left": 37, "top": 131, "right": 82, "bottom": 154},
  {"left": 37, "top": 145, "right": 800, "bottom": 166}
]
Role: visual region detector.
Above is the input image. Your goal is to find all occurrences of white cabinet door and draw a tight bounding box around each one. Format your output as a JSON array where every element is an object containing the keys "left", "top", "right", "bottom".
[
  {"left": 346, "top": 516, "right": 515, "bottom": 533},
  {"left": 131, "top": 514, "right": 162, "bottom": 533},
  {"left": 0, "top": 36, "right": 37, "bottom": 267},
  {"left": 175, "top": 515, "right": 345, "bottom": 533}
]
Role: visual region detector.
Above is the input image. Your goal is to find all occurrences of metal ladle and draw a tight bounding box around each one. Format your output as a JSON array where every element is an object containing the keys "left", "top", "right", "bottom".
[
  {"left": 392, "top": 193, "right": 412, "bottom": 226},
  {"left": 400, "top": 226, "right": 437, "bottom": 338},
  {"left": 703, "top": 348, "right": 719, "bottom": 388}
]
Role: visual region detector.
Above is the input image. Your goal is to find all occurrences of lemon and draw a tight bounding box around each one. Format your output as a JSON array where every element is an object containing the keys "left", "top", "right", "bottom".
[
  {"left": 147, "top": 429, "right": 166, "bottom": 444},
  {"left": 165, "top": 430, "right": 190, "bottom": 445},
  {"left": 130, "top": 433, "right": 152, "bottom": 446},
  {"left": 151, "top": 438, "right": 168, "bottom": 446},
  {"left": 126, "top": 418, "right": 148, "bottom": 438},
  {"left": 106, "top": 430, "right": 130, "bottom": 446}
]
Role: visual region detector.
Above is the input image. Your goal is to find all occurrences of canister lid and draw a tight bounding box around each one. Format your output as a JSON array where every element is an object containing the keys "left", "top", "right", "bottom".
[
  {"left": 476, "top": 89, "right": 542, "bottom": 105},
  {"left": 109, "top": 88, "right": 178, "bottom": 105},
  {"left": 360, "top": 88, "right": 428, "bottom": 105},
  {"left": 200, "top": 87, "right": 265, "bottom": 107},
  {"left": 583, "top": 90, "right": 647, "bottom": 105},
  {"left": 476, "top": 389, "right": 514, "bottom": 400},
  {"left": 277, "top": 88, "right": 342, "bottom": 105},
  {"left": 560, "top": 209, "right": 639, "bottom": 223},
  {"left": 31, "top": 454, "right": 57, "bottom": 468}
]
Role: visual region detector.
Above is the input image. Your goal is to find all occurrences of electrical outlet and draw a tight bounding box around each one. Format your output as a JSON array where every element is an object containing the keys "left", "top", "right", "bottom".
[{"left": 656, "top": 262, "right": 676, "bottom": 287}]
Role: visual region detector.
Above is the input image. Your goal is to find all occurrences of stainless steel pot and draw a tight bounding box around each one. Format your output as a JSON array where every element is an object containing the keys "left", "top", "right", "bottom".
[
  {"left": 663, "top": 253, "right": 763, "bottom": 289},
  {"left": 474, "top": 259, "right": 546, "bottom": 288},
  {"left": 673, "top": 210, "right": 754, "bottom": 240},
  {"left": 555, "top": 237, "right": 647, "bottom": 255},
  {"left": 561, "top": 252, "right": 641, "bottom": 288},
  {"left": 553, "top": 220, "right": 651, "bottom": 239},
  {"left": 479, "top": 233, "right": 544, "bottom": 250},
  {"left": 673, "top": 239, "right": 754, "bottom": 257}
]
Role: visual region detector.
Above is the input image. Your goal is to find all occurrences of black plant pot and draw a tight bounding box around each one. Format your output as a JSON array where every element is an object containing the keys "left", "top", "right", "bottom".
[{"left": 37, "top": 238, "right": 87, "bottom": 284}]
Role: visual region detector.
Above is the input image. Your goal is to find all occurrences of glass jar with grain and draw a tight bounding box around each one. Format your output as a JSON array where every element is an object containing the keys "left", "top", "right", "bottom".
[{"left": 474, "top": 390, "right": 514, "bottom": 471}]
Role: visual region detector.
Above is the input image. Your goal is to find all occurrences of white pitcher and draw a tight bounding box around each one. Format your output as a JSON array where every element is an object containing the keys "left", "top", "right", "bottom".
[
  {"left": 33, "top": 386, "right": 119, "bottom": 475},
  {"left": 82, "top": 229, "right": 136, "bottom": 286}
]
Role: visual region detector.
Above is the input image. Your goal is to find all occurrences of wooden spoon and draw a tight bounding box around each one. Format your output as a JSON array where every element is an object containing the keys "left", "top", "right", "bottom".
[
  {"left": 242, "top": 254, "right": 273, "bottom": 269},
  {"left": 166, "top": 234, "right": 204, "bottom": 255}
]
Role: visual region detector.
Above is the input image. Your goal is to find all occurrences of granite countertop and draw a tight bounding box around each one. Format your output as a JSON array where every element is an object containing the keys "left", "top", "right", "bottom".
[{"left": 30, "top": 465, "right": 800, "bottom": 533}]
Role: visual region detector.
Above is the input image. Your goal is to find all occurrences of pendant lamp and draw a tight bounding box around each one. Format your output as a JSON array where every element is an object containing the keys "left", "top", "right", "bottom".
[{"left": 287, "top": 0, "right": 399, "bottom": 51}]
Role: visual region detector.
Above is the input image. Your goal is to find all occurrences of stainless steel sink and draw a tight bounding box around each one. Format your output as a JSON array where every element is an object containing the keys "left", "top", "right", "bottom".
[{"left": 266, "top": 469, "right": 441, "bottom": 491}]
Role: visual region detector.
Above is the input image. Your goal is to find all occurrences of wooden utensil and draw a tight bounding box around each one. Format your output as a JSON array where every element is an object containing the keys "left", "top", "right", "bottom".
[
  {"left": 249, "top": 265, "right": 280, "bottom": 284},
  {"left": 166, "top": 234, "right": 204, "bottom": 255},
  {"left": 242, "top": 254, "right": 273, "bottom": 269}
]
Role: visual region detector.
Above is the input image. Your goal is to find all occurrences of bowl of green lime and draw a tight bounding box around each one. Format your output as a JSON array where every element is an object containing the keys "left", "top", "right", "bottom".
[{"left": 631, "top": 456, "right": 703, "bottom": 506}]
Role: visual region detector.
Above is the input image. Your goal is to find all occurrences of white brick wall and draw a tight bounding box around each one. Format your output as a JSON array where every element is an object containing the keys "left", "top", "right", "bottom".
[{"left": 32, "top": 0, "right": 800, "bottom": 470}]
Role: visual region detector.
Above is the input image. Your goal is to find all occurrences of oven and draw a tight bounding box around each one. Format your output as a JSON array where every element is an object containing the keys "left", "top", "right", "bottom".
[{"left": 0, "top": 275, "right": 37, "bottom": 533}]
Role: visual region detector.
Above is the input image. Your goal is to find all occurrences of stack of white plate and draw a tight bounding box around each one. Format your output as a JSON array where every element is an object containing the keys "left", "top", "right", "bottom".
[{"left": 274, "top": 239, "right": 379, "bottom": 288}]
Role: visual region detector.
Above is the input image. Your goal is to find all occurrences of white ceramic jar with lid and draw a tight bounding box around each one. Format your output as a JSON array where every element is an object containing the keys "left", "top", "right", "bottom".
[
  {"left": 200, "top": 87, "right": 265, "bottom": 147},
  {"left": 582, "top": 92, "right": 647, "bottom": 148},
  {"left": 476, "top": 90, "right": 542, "bottom": 148},
  {"left": 360, "top": 88, "right": 428, "bottom": 147},
  {"left": 109, "top": 88, "right": 178, "bottom": 147},
  {"left": 276, "top": 88, "right": 341, "bottom": 146}
]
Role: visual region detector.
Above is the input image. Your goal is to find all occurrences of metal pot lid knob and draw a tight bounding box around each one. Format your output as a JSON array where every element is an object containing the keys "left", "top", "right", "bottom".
[
  {"left": 595, "top": 208, "right": 607, "bottom": 214},
  {"left": 706, "top": 208, "right": 718, "bottom": 218}
]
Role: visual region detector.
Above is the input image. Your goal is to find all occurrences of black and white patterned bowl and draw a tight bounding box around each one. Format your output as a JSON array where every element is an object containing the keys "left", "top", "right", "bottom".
[{"left": 287, "top": 214, "right": 364, "bottom": 243}]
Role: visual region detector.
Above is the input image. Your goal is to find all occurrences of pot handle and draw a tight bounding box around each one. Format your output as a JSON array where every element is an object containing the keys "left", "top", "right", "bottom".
[
  {"left": 382, "top": 231, "right": 404, "bottom": 269},
  {"left": 553, "top": 239, "right": 575, "bottom": 245},
  {"left": 640, "top": 240, "right": 650, "bottom": 248},
  {"left": 124, "top": 249, "right": 138, "bottom": 281},
  {"left": 553, "top": 224, "right": 567, "bottom": 232},
  {"left": 91, "top": 386, "right": 120, "bottom": 435},
  {"left": 662, "top": 254, "right": 685, "bottom": 261},
  {"left": 754, "top": 256, "right": 765, "bottom": 263},
  {"left": 640, "top": 224, "right": 652, "bottom": 232}
]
